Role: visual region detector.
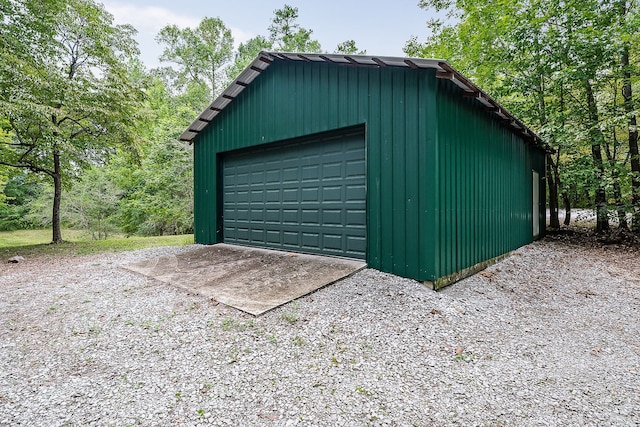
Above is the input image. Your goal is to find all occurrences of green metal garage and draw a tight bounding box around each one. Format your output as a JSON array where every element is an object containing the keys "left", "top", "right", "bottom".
[{"left": 180, "top": 52, "right": 547, "bottom": 288}]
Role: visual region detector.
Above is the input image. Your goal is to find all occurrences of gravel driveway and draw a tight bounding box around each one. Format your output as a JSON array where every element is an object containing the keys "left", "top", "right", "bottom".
[{"left": 1, "top": 239, "right": 638, "bottom": 426}]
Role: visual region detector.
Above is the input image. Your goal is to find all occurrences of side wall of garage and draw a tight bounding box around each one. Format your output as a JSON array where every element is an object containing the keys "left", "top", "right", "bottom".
[
  {"left": 430, "top": 79, "right": 547, "bottom": 281},
  {"left": 194, "top": 61, "right": 439, "bottom": 280}
]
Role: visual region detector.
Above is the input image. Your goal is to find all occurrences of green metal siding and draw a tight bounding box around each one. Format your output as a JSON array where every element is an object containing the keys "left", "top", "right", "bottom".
[
  {"left": 193, "top": 59, "right": 545, "bottom": 283},
  {"left": 432, "top": 79, "right": 545, "bottom": 280},
  {"left": 194, "top": 61, "right": 438, "bottom": 279}
]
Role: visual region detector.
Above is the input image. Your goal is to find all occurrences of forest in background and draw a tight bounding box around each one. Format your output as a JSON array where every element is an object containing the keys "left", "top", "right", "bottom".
[
  {"left": 0, "top": 0, "right": 638, "bottom": 243},
  {"left": 406, "top": 0, "right": 640, "bottom": 235}
]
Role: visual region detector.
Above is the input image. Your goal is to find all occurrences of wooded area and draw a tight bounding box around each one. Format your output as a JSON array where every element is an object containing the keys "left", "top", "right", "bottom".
[
  {"left": 406, "top": 0, "right": 640, "bottom": 236},
  {"left": 1, "top": 0, "right": 638, "bottom": 243}
]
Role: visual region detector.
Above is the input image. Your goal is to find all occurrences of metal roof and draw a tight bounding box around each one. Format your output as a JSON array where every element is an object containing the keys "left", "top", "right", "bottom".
[{"left": 180, "top": 51, "right": 546, "bottom": 149}]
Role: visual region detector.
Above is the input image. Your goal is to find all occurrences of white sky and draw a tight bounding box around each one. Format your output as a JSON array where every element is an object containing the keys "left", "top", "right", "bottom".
[{"left": 99, "top": 0, "right": 436, "bottom": 68}]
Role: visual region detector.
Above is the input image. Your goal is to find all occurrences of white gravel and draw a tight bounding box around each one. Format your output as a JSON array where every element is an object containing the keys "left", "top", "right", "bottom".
[{"left": 0, "top": 240, "right": 639, "bottom": 426}]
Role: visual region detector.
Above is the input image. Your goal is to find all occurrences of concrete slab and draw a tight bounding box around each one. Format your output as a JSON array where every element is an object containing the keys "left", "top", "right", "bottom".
[{"left": 122, "top": 244, "right": 366, "bottom": 315}]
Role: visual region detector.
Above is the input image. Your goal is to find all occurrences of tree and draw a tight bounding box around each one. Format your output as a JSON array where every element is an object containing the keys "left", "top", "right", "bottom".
[
  {"left": 335, "top": 40, "right": 366, "bottom": 55},
  {"left": 65, "top": 167, "right": 120, "bottom": 239},
  {"left": 227, "top": 36, "right": 273, "bottom": 81},
  {"left": 409, "top": 0, "right": 640, "bottom": 234},
  {"left": 0, "top": 171, "right": 40, "bottom": 231},
  {"left": 615, "top": 0, "right": 640, "bottom": 233},
  {"left": 0, "top": 0, "right": 144, "bottom": 243},
  {"left": 268, "top": 4, "right": 322, "bottom": 53},
  {"left": 156, "top": 17, "right": 234, "bottom": 99},
  {"left": 111, "top": 77, "right": 198, "bottom": 236}
]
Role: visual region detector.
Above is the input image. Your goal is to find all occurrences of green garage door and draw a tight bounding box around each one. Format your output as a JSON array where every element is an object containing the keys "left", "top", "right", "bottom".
[{"left": 222, "top": 131, "right": 366, "bottom": 259}]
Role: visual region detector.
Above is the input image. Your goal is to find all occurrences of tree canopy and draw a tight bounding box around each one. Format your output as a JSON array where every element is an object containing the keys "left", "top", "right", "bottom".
[
  {"left": 156, "top": 17, "right": 234, "bottom": 99},
  {"left": 268, "top": 4, "right": 322, "bottom": 53},
  {"left": 408, "top": 0, "right": 640, "bottom": 234}
]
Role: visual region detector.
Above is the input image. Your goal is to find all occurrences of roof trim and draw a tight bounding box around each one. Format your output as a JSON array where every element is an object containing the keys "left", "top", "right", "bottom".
[{"left": 180, "top": 51, "right": 548, "bottom": 151}]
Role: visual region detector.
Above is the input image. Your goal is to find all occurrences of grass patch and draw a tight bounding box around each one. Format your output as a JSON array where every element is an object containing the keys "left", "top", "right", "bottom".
[
  {"left": 0, "top": 229, "right": 86, "bottom": 247},
  {"left": 281, "top": 301, "right": 300, "bottom": 324},
  {"left": 0, "top": 229, "right": 193, "bottom": 258}
]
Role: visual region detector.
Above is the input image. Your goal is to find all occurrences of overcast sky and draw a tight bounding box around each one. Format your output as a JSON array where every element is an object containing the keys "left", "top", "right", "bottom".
[{"left": 99, "top": 0, "right": 436, "bottom": 68}]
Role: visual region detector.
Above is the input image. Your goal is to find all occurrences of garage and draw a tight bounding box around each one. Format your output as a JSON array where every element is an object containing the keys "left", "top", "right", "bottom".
[
  {"left": 222, "top": 129, "right": 366, "bottom": 259},
  {"left": 182, "top": 51, "right": 548, "bottom": 288}
]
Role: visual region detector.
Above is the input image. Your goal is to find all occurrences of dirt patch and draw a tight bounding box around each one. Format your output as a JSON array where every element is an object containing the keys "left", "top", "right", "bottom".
[{"left": 122, "top": 243, "right": 366, "bottom": 315}]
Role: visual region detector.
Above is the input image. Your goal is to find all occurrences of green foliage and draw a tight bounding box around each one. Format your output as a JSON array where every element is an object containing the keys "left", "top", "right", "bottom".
[
  {"left": 409, "top": 0, "right": 640, "bottom": 230},
  {"left": 156, "top": 17, "right": 234, "bottom": 98},
  {"left": 334, "top": 40, "right": 366, "bottom": 55},
  {"left": 17, "top": 71, "right": 197, "bottom": 239},
  {"left": 65, "top": 167, "right": 120, "bottom": 239},
  {"left": 0, "top": 172, "right": 40, "bottom": 231},
  {"left": 109, "top": 77, "right": 197, "bottom": 237},
  {"left": 227, "top": 36, "right": 273, "bottom": 81},
  {"left": 281, "top": 301, "right": 299, "bottom": 324},
  {"left": 268, "top": 4, "right": 322, "bottom": 53},
  {"left": 0, "top": 0, "right": 145, "bottom": 242}
]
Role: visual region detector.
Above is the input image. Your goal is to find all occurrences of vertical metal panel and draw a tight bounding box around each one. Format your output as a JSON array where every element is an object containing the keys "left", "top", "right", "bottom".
[
  {"left": 404, "top": 70, "right": 420, "bottom": 279},
  {"left": 193, "top": 60, "right": 544, "bottom": 283},
  {"left": 391, "top": 69, "right": 406, "bottom": 275},
  {"left": 421, "top": 71, "right": 439, "bottom": 279},
  {"left": 433, "top": 78, "right": 544, "bottom": 279},
  {"left": 367, "top": 70, "right": 382, "bottom": 269},
  {"left": 378, "top": 68, "right": 394, "bottom": 272}
]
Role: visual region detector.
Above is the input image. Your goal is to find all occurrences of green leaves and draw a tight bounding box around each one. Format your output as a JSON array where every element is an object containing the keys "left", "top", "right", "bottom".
[
  {"left": 0, "top": 0, "right": 145, "bottom": 241},
  {"left": 411, "top": 0, "right": 640, "bottom": 231},
  {"left": 226, "top": 36, "right": 273, "bottom": 82},
  {"left": 268, "top": 4, "right": 322, "bottom": 53},
  {"left": 156, "top": 17, "right": 234, "bottom": 99},
  {"left": 335, "top": 40, "right": 366, "bottom": 55}
]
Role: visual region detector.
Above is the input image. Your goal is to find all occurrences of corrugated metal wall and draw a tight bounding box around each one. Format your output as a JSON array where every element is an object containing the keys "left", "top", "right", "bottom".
[
  {"left": 193, "top": 60, "right": 545, "bottom": 283},
  {"left": 433, "top": 80, "right": 545, "bottom": 280}
]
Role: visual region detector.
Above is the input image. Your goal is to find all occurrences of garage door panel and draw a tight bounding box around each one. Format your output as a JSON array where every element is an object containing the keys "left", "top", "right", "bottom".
[
  {"left": 282, "top": 209, "right": 298, "bottom": 224},
  {"left": 266, "top": 230, "right": 280, "bottom": 244},
  {"left": 223, "top": 131, "right": 366, "bottom": 259},
  {"left": 302, "top": 233, "right": 319, "bottom": 248},
  {"left": 347, "top": 236, "right": 366, "bottom": 254},
  {"left": 346, "top": 184, "right": 365, "bottom": 200},
  {"left": 265, "top": 170, "right": 281, "bottom": 183},
  {"left": 302, "top": 164, "right": 319, "bottom": 179},
  {"left": 322, "top": 186, "right": 342, "bottom": 202},
  {"left": 282, "top": 167, "right": 298, "bottom": 182},
  {"left": 346, "top": 159, "right": 366, "bottom": 177}
]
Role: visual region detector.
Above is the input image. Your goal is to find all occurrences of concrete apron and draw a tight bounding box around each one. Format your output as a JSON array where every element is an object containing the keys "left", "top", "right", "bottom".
[{"left": 122, "top": 243, "right": 367, "bottom": 316}]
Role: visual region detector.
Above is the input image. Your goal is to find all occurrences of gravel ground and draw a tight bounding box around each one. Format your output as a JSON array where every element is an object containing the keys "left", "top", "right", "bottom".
[{"left": 0, "top": 240, "right": 639, "bottom": 426}]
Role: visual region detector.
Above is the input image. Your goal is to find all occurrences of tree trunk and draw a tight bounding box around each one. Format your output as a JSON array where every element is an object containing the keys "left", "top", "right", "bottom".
[
  {"left": 622, "top": 46, "right": 639, "bottom": 233},
  {"left": 52, "top": 152, "right": 63, "bottom": 244},
  {"left": 551, "top": 150, "right": 572, "bottom": 226},
  {"left": 562, "top": 192, "right": 571, "bottom": 226},
  {"left": 557, "top": 83, "right": 571, "bottom": 226},
  {"left": 612, "top": 170, "right": 628, "bottom": 229},
  {"left": 585, "top": 80, "right": 610, "bottom": 233},
  {"left": 546, "top": 153, "right": 560, "bottom": 229},
  {"left": 604, "top": 131, "right": 628, "bottom": 229}
]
